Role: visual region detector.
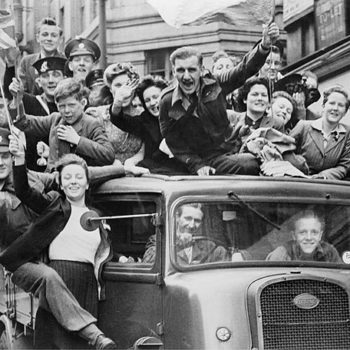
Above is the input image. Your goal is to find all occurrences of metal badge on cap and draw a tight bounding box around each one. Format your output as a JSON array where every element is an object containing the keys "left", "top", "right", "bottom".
[{"left": 40, "top": 61, "right": 48, "bottom": 73}]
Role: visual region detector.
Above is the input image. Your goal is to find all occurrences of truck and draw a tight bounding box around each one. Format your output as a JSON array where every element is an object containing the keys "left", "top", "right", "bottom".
[{"left": 1, "top": 174, "right": 350, "bottom": 349}]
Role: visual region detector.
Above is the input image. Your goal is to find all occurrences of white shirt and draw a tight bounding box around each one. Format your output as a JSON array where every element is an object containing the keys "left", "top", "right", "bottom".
[{"left": 49, "top": 205, "right": 101, "bottom": 264}]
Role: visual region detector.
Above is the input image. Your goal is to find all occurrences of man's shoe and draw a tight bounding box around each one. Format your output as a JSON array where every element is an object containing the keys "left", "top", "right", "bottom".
[{"left": 95, "top": 334, "right": 118, "bottom": 350}]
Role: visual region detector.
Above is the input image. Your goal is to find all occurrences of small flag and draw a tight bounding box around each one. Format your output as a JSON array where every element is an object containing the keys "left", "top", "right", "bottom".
[
  {"left": 0, "top": 9, "right": 16, "bottom": 49},
  {"left": 147, "top": 0, "right": 274, "bottom": 28}
]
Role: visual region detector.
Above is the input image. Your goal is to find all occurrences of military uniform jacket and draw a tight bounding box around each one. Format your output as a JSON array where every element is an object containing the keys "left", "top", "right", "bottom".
[{"left": 159, "top": 44, "right": 270, "bottom": 174}]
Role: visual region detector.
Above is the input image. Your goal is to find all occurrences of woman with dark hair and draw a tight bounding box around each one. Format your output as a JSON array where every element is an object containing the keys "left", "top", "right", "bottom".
[
  {"left": 7, "top": 136, "right": 117, "bottom": 349},
  {"left": 228, "top": 77, "right": 284, "bottom": 152},
  {"left": 110, "top": 74, "right": 189, "bottom": 174},
  {"left": 86, "top": 62, "right": 147, "bottom": 174}
]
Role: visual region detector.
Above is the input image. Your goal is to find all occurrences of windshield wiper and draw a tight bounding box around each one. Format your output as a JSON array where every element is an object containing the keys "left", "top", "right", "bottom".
[{"left": 227, "top": 191, "right": 281, "bottom": 230}]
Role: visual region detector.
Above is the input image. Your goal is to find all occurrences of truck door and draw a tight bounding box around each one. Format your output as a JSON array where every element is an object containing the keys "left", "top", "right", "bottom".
[{"left": 94, "top": 195, "right": 164, "bottom": 349}]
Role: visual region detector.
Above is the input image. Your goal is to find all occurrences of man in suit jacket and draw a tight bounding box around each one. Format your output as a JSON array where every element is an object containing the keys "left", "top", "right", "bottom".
[{"left": 18, "top": 17, "right": 65, "bottom": 95}]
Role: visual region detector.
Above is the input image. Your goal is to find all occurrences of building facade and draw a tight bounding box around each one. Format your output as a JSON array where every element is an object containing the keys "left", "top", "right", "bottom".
[
  {"left": 281, "top": 0, "right": 350, "bottom": 115},
  {"left": 3, "top": 0, "right": 285, "bottom": 81}
]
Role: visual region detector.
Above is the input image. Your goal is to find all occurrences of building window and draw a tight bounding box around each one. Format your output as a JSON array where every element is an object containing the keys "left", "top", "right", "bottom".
[{"left": 146, "top": 48, "right": 176, "bottom": 82}]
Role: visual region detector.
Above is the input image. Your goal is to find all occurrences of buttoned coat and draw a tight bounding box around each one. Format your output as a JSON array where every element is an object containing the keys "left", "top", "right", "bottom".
[{"left": 289, "top": 120, "right": 350, "bottom": 179}]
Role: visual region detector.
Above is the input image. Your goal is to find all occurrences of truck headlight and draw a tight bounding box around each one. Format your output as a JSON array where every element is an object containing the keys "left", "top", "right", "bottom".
[{"left": 216, "top": 327, "right": 231, "bottom": 342}]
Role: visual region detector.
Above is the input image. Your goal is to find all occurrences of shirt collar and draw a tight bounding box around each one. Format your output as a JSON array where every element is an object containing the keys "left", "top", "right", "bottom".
[
  {"left": 311, "top": 118, "right": 347, "bottom": 134},
  {"left": 171, "top": 75, "right": 217, "bottom": 107},
  {"left": 172, "top": 83, "right": 185, "bottom": 106}
]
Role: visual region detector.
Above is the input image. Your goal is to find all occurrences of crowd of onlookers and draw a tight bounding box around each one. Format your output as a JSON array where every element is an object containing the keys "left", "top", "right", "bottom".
[
  {"left": 1, "top": 16, "right": 349, "bottom": 181},
  {"left": 1, "top": 16, "right": 350, "bottom": 350}
]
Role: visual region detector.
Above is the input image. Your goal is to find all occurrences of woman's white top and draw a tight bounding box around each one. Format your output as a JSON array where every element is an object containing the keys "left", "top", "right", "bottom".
[{"left": 49, "top": 205, "right": 101, "bottom": 264}]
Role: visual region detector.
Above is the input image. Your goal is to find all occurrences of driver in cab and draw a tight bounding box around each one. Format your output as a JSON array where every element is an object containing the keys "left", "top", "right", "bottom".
[
  {"left": 142, "top": 203, "right": 227, "bottom": 264},
  {"left": 174, "top": 204, "right": 227, "bottom": 265}
]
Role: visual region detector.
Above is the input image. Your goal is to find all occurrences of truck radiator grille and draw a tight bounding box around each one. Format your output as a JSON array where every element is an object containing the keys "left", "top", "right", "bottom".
[{"left": 260, "top": 279, "right": 350, "bottom": 350}]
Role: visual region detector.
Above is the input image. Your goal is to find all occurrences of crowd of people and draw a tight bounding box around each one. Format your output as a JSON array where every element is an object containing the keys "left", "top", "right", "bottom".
[
  {"left": 1, "top": 17, "right": 349, "bottom": 180},
  {"left": 0, "top": 15, "right": 349, "bottom": 349}
]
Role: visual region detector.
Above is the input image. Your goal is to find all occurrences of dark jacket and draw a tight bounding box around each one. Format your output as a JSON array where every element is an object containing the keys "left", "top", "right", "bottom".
[
  {"left": 14, "top": 111, "right": 115, "bottom": 171},
  {"left": 266, "top": 240, "right": 341, "bottom": 263},
  {"left": 0, "top": 170, "right": 56, "bottom": 249},
  {"left": 110, "top": 108, "right": 189, "bottom": 174},
  {"left": 18, "top": 51, "right": 65, "bottom": 94},
  {"left": 159, "top": 44, "right": 270, "bottom": 174},
  {"left": 0, "top": 164, "right": 124, "bottom": 255},
  {"left": 0, "top": 164, "right": 113, "bottom": 299},
  {"left": 21, "top": 92, "right": 57, "bottom": 172},
  {"left": 289, "top": 119, "right": 350, "bottom": 180},
  {"left": 228, "top": 111, "right": 285, "bottom": 153}
]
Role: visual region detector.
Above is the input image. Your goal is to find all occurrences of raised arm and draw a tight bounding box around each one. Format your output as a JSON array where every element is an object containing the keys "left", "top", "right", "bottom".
[
  {"left": 218, "top": 22, "right": 280, "bottom": 95},
  {"left": 9, "top": 132, "right": 54, "bottom": 214}
]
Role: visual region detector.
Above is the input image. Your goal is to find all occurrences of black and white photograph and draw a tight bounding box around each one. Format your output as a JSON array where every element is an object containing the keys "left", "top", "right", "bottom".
[{"left": 0, "top": 0, "right": 350, "bottom": 349}]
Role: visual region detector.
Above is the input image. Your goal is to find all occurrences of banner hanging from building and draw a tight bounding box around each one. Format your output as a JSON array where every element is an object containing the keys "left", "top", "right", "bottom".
[{"left": 147, "top": 0, "right": 274, "bottom": 28}]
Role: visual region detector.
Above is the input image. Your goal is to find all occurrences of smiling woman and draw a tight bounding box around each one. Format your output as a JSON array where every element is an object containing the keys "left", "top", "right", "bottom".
[
  {"left": 289, "top": 85, "right": 350, "bottom": 180},
  {"left": 4, "top": 136, "right": 118, "bottom": 349}
]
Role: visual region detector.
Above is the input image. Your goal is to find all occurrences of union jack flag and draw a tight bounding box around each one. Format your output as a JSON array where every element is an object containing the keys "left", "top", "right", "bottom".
[{"left": 0, "top": 9, "right": 16, "bottom": 49}]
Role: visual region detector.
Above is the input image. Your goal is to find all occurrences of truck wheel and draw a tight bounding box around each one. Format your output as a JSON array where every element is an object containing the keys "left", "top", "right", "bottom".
[{"left": 0, "top": 315, "right": 13, "bottom": 350}]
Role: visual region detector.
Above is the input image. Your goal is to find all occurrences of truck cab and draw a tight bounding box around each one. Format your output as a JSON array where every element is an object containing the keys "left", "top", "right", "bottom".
[
  {"left": 91, "top": 175, "right": 350, "bottom": 350},
  {"left": 1, "top": 174, "right": 350, "bottom": 350}
]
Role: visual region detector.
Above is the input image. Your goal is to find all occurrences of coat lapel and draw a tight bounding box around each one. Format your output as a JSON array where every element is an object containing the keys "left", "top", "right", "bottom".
[
  {"left": 325, "top": 132, "right": 345, "bottom": 153},
  {"left": 309, "top": 128, "right": 324, "bottom": 155}
]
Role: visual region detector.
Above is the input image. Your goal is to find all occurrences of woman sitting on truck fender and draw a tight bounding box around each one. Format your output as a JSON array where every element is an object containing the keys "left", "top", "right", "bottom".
[{"left": 2, "top": 134, "right": 118, "bottom": 349}]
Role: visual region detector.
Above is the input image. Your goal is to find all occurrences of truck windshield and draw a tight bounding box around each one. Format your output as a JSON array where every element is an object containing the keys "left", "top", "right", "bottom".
[{"left": 172, "top": 201, "right": 350, "bottom": 267}]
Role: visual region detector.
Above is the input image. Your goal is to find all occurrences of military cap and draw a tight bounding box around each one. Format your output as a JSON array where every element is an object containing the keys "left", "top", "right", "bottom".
[
  {"left": 32, "top": 56, "right": 67, "bottom": 75},
  {"left": 85, "top": 69, "right": 104, "bottom": 89},
  {"left": 0, "top": 127, "right": 10, "bottom": 152},
  {"left": 65, "top": 37, "right": 101, "bottom": 61}
]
